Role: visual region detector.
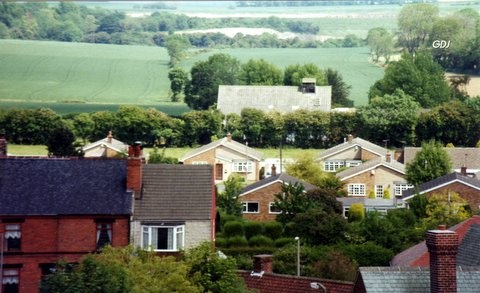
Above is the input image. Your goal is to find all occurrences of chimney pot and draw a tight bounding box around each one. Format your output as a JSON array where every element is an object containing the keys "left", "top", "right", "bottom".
[
  {"left": 107, "top": 131, "right": 113, "bottom": 144},
  {"left": 386, "top": 152, "right": 391, "bottom": 163},
  {"left": 347, "top": 134, "right": 353, "bottom": 143},
  {"left": 227, "top": 133, "right": 232, "bottom": 142},
  {"left": 271, "top": 164, "right": 277, "bottom": 176}
]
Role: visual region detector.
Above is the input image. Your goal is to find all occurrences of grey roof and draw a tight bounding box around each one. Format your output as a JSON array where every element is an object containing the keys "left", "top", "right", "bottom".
[
  {"left": 217, "top": 85, "right": 331, "bottom": 115},
  {"left": 337, "top": 197, "right": 396, "bottom": 208},
  {"left": 0, "top": 157, "right": 131, "bottom": 215},
  {"left": 180, "top": 136, "right": 263, "bottom": 162},
  {"left": 240, "top": 173, "right": 317, "bottom": 196},
  {"left": 402, "top": 172, "right": 480, "bottom": 199},
  {"left": 318, "top": 137, "right": 388, "bottom": 160},
  {"left": 456, "top": 224, "right": 480, "bottom": 266},
  {"left": 82, "top": 134, "right": 128, "bottom": 154},
  {"left": 404, "top": 147, "right": 480, "bottom": 170},
  {"left": 357, "top": 266, "right": 480, "bottom": 293},
  {"left": 133, "top": 164, "right": 214, "bottom": 221},
  {"left": 336, "top": 157, "right": 406, "bottom": 180}
]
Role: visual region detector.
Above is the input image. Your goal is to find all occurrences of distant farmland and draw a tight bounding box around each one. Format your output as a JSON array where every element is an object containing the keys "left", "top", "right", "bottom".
[{"left": 0, "top": 40, "right": 383, "bottom": 115}]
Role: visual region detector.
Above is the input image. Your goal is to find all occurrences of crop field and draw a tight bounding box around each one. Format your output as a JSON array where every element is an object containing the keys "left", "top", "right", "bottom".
[{"left": 182, "top": 47, "right": 384, "bottom": 106}]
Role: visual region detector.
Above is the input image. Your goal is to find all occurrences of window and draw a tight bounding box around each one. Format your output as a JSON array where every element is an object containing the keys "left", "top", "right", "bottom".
[
  {"left": 4, "top": 224, "right": 21, "bottom": 251},
  {"left": 394, "top": 183, "right": 414, "bottom": 196},
  {"left": 233, "top": 161, "right": 253, "bottom": 172},
  {"left": 269, "top": 202, "right": 281, "bottom": 214},
  {"left": 2, "top": 268, "right": 19, "bottom": 293},
  {"left": 347, "top": 184, "right": 365, "bottom": 196},
  {"left": 242, "top": 202, "right": 259, "bottom": 213},
  {"left": 324, "top": 160, "right": 345, "bottom": 172},
  {"left": 375, "top": 185, "right": 384, "bottom": 198},
  {"left": 192, "top": 161, "right": 208, "bottom": 165},
  {"left": 343, "top": 207, "right": 350, "bottom": 218},
  {"left": 96, "top": 223, "right": 112, "bottom": 249},
  {"left": 142, "top": 225, "right": 184, "bottom": 252}
]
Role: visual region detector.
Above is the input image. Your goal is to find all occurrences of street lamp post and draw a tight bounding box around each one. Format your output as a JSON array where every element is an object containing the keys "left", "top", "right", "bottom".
[{"left": 295, "top": 236, "right": 300, "bottom": 276}]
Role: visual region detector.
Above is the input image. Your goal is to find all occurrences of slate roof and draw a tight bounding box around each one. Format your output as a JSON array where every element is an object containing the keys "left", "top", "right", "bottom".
[
  {"left": 240, "top": 173, "right": 317, "bottom": 196},
  {"left": 0, "top": 157, "right": 131, "bottom": 215},
  {"left": 391, "top": 216, "right": 480, "bottom": 267},
  {"left": 318, "top": 137, "right": 388, "bottom": 160},
  {"left": 336, "top": 157, "right": 406, "bottom": 180},
  {"left": 180, "top": 136, "right": 263, "bottom": 162},
  {"left": 336, "top": 197, "right": 396, "bottom": 209},
  {"left": 403, "top": 147, "right": 480, "bottom": 170},
  {"left": 217, "top": 85, "right": 331, "bottom": 115},
  {"left": 133, "top": 164, "right": 214, "bottom": 221},
  {"left": 402, "top": 172, "right": 480, "bottom": 200},
  {"left": 238, "top": 271, "right": 353, "bottom": 293},
  {"left": 355, "top": 266, "right": 480, "bottom": 293}
]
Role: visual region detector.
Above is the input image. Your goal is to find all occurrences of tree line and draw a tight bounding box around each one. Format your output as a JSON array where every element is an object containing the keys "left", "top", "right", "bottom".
[
  {"left": 1, "top": 95, "right": 479, "bottom": 150},
  {"left": 0, "top": 2, "right": 363, "bottom": 49}
]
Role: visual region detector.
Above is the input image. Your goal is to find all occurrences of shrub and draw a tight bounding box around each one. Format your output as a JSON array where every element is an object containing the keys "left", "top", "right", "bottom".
[
  {"left": 215, "top": 237, "right": 227, "bottom": 248},
  {"left": 248, "top": 235, "right": 274, "bottom": 247},
  {"left": 264, "top": 221, "right": 283, "bottom": 240},
  {"left": 383, "top": 189, "right": 391, "bottom": 199},
  {"left": 244, "top": 221, "right": 263, "bottom": 239},
  {"left": 283, "top": 222, "right": 296, "bottom": 237},
  {"left": 224, "top": 221, "right": 244, "bottom": 238},
  {"left": 220, "top": 213, "right": 242, "bottom": 231},
  {"left": 227, "top": 236, "right": 248, "bottom": 247},
  {"left": 348, "top": 203, "right": 365, "bottom": 222},
  {"left": 368, "top": 190, "right": 375, "bottom": 199},
  {"left": 275, "top": 237, "right": 294, "bottom": 248},
  {"left": 340, "top": 242, "right": 394, "bottom": 266}
]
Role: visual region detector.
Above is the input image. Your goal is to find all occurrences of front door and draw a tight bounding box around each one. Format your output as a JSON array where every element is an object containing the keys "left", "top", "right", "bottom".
[{"left": 215, "top": 163, "right": 223, "bottom": 180}]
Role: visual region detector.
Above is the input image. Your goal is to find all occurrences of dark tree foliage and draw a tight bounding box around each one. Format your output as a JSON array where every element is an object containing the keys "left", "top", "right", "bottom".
[
  {"left": 325, "top": 68, "right": 353, "bottom": 107},
  {"left": 46, "top": 126, "right": 78, "bottom": 157},
  {"left": 292, "top": 208, "right": 347, "bottom": 245}
]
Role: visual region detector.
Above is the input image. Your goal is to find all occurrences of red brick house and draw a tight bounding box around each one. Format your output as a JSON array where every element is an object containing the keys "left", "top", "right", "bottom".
[
  {"left": 239, "top": 173, "right": 316, "bottom": 222},
  {"left": 0, "top": 157, "right": 132, "bottom": 293}
]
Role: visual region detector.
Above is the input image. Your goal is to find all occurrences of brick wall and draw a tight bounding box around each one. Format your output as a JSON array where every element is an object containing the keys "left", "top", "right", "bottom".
[
  {"left": 240, "top": 182, "right": 283, "bottom": 222},
  {"left": 425, "top": 228, "right": 459, "bottom": 293},
  {"left": 342, "top": 166, "right": 405, "bottom": 197},
  {"left": 361, "top": 148, "right": 382, "bottom": 161}
]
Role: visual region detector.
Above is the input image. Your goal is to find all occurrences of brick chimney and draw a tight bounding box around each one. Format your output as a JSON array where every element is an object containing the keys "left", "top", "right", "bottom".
[
  {"left": 0, "top": 133, "right": 7, "bottom": 157},
  {"left": 226, "top": 132, "right": 232, "bottom": 142},
  {"left": 347, "top": 134, "right": 353, "bottom": 143},
  {"left": 107, "top": 131, "right": 113, "bottom": 144},
  {"left": 271, "top": 164, "right": 277, "bottom": 176},
  {"left": 425, "top": 225, "right": 459, "bottom": 293},
  {"left": 460, "top": 166, "right": 467, "bottom": 176},
  {"left": 127, "top": 141, "right": 143, "bottom": 199},
  {"left": 386, "top": 152, "right": 391, "bottom": 163},
  {"left": 253, "top": 254, "right": 273, "bottom": 274}
]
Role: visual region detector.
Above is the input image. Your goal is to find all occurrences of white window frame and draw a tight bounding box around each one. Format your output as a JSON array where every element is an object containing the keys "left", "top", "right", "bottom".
[
  {"left": 269, "top": 202, "right": 281, "bottom": 214},
  {"left": 324, "top": 160, "right": 345, "bottom": 172},
  {"left": 394, "top": 183, "right": 414, "bottom": 196},
  {"left": 242, "top": 202, "right": 259, "bottom": 214},
  {"left": 343, "top": 207, "right": 350, "bottom": 218},
  {"left": 141, "top": 225, "right": 185, "bottom": 252},
  {"left": 192, "top": 161, "right": 208, "bottom": 165},
  {"left": 345, "top": 160, "right": 362, "bottom": 167},
  {"left": 233, "top": 161, "right": 253, "bottom": 173},
  {"left": 375, "top": 185, "right": 384, "bottom": 199},
  {"left": 347, "top": 184, "right": 366, "bottom": 196}
]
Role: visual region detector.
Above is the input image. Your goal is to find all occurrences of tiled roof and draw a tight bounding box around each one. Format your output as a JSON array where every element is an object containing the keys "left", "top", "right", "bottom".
[
  {"left": 336, "top": 157, "right": 406, "bottom": 180},
  {"left": 355, "top": 266, "right": 480, "bottom": 293},
  {"left": 318, "top": 137, "right": 388, "bottom": 160},
  {"left": 238, "top": 271, "right": 353, "bottom": 293},
  {"left": 337, "top": 197, "right": 396, "bottom": 208},
  {"left": 133, "top": 164, "right": 214, "bottom": 221},
  {"left": 240, "top": 173, "right": 317, "bottom": 196},
  {"left": 217, "top": 85, "right": 331, "bottom": 115},
  {"left": 402, "top": 172, "right": 480, "bottom": 200},
  {"left": 180, "top": 137, "right": 263, "bottom": 162},
  {"left": 404, "top": 147, "right": 480, "bottom": 170},
  {"left": 82, "top": 134, "right": 128, "bottom": 154},
  {"left": 0, "top": 157, "right": 131, "bottom": 215},
  {"left": 391, "top": 216, "right": 480, "bottom": 267}
]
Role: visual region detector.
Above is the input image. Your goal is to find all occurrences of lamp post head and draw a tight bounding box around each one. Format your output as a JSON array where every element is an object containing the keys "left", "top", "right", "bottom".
[{"left": 295, "top": 236, "right": 299, "bottom": 241}]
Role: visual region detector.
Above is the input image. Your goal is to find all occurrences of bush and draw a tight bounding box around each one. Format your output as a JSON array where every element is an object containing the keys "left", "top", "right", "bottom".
[
  {"left": 215, "top": 237, "right": 227, "bottom": 248},
  {"left": 249, "top": 235, "right": 274, "bottom": 247},
  {"left": 383, "top": 189, "right": 391, "bottom": 199},
  {"left": 283, "top": 222, "right": 296, "bottom": 237},
  {"left": 224, "top": 221, "right": 244, "bottom": 238},
  {"left": 340, "top": 242, "right": 394, "bottom": 266},
  {"left": 348, "top": 203, "right": 365, "bottom": 222},
  {"left": 227, "top": 236, "right": 248, "bottom": 247},
  {"left": 244, "top": 222, "right": 263, "bottom": 239},
  {"left": 275, "top": 237, "right": 294, "bottom": 248},
  {"left": 264, "top": 221, "right": 283, "bottom": 240},
  {"left": 220, "top": 213, "right": 242, "bottom": 231},
  {"left": 368, "top": 190, "right": 375, "bottom": 199}
]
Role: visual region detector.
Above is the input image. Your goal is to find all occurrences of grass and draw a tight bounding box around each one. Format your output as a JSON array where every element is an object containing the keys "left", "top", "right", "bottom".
[{"left": 8, "top": 144, "right": 321, "bottom": 160}]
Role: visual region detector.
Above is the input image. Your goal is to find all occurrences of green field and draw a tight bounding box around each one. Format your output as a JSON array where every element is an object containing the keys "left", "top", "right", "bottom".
[{"left": 0, "top": 40, "right": 382, "bottom": 112}]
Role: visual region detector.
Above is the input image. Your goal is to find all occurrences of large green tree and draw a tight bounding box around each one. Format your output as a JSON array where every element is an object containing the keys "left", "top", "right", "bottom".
[
  {"left": 185, "top": 53, "right": 241, "bottom": 110},
  {"left": 369, "top": 52, "right": 451, "bottom": 108},
  {"left": 165, "top": 34, "right": 190, "bottom": 66},
  {"left": 238, "top": 58, "right": 283, "bottom": 85},
  {"left": 397, "top": 3, "right": 439, "bottom": 53},
  {"left": 325, "top": 68, "right": 353, "bottom": 107},
  {"left": 283, "top": 63, "right": 326, "bottom": 86},
  {"left": 366, "top": 27, "right": 394, "bottom": 63},
  {"left": 168, "top": 67, "right": 188, "bottom": 102},
  {"left": 358, "top": 89, "right": 420, "bottom": 147},
  {"left": 405, "top": 140, "right": 452, "bottom": 185}
]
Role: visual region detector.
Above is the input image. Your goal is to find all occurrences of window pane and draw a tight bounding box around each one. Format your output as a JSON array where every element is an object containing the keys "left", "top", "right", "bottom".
[
  {"left": 152, "top": 227, "right": 159, "bottom": 249},
  {"left": 167, "top": 228, "right": 173, "bottom": 250},
  {"left": 142, "top": 227, "right": 149, "bottom": 249},
  {"left": 176, "top": 227, "right": 184, "bottom": 250},
  {"left": 248, "top": 202, "right": 259, "bottom": 212}
]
